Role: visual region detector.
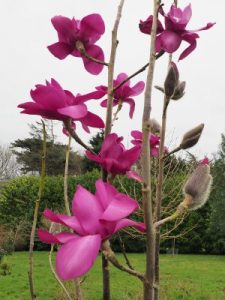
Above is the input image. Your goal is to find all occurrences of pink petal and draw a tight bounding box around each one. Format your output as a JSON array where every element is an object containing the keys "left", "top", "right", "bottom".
[
  {"left": 48, "top": 42, "right": 73, "bottom": 59},
  {"left": 100, "top": 193, "right": 139, "bottom": 222},
  {"left": 79, "top": 111, "right": 105, "bottom": 128},
  {"left": 151, "top": 147, "right": 159, "bottom": 157},
  {"left": 56, "top": 234, "right": 101, "bottom": 280},
  {"left": 131, "top": 130, "right": 142, "bottom": 140},
  {"left": 191, "top": 22, "right": 215, "bottom": 33},
  {"left": 139, "top": 15, "right": 164, "bottom": 35},
  {"left": 81, "top": 123, "right": 91, "bottom": 133},
  {"left": 58, "top": 104, "right": 88, "bottom": 119},
  {"left": 179, "top": 33, "right": 198, "bottom": 60},
  {"left": 38, "top": 229, "right": 76, "bottom": 244},
  {"left": 100, "top": 133, "right": 121, "bottom": 156},
  {"left": 75, "top": 90, "right": 105, "bottom": 104},
  {"left": 160, "top": 31, "right": 182, "bottom": 53},
  {"left": 123, "top": 98, "right": 135, "bottom": 119},
  {"left": 128, "top": 81, "right": 145, "bottom": 97},
  {"left": 85, "top": 151, "right": 103, "bottom": 164},
  {"left": 82, "top": 44, "right": 105, "bottom": 75},
  {"left": 95, "top": 179, "right": 118, "bottom": 210},
  {"left": 126, "top": 170, "right": 143, "bottom": 183},
  {"left": 116, "top": 73, "right": 130, "bottom": 87},
  {"left": 72, "top": 186, "right": 103, "bottom": 234},
  {"left": 113, "top": 219, "right": 146, "bottom": 234},
  {"left": 51, "top": 16, "right": 76, "bottom": 41},
  {"left": 43, "top": 209, "right": 85, "bottom": 235},
  {"left": 119, "top": 146, "right": 141, "bottom": 170},
  {"left": 80, "top": 14, "right": 105, "bottom": 44}
]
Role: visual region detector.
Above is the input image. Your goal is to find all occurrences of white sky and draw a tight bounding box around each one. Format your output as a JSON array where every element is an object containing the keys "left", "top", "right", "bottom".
[{"left": 0, "top": 0, "right": 224, "bottom": 158}]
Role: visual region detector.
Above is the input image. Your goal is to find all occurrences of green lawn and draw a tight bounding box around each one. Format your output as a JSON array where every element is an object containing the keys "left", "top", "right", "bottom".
[{"left": 0, "top": 252, "right": 224, "bottom": 300}]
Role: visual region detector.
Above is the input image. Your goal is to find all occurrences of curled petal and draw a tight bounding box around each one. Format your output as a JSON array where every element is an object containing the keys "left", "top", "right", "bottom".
[
  {"left": 56, "top": 234, "right": 101, "bottom": 280},
  {"left": 113, "top": 219, "right": 146, "bottom": 234},
  {"left": 179, "top": 33, "right": 198, "bottom": 60},
  {"left": 123, "top": 98, "right": 135, "bottom": 119},
  {"left": 127, "top": 81, "right": 145, "bottom": 97}
]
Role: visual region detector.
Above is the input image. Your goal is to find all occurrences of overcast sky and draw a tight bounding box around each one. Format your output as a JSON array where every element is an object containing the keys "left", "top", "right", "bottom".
[{"left": 0, "top": 0, "right": 224, "bottom": 158}]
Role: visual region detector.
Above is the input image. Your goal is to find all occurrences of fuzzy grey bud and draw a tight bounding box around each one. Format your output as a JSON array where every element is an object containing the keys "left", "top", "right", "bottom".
[
  {"left": 150, "top": 118, "right": 161, "bottom": 134},
  {"left": 164, "top": 62, "right": 179, "bottom": 98},
  {"left": 180, "top": 124, "right": 204, "bottom": 150},
  {"left": 171, "top": 81, "right": 186, "bottom": 100},
  {"left": 183, "top": 160, "right": 212, "bottom": 210}
]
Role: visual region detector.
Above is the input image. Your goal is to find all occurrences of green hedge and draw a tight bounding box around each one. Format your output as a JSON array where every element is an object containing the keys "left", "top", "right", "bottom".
[{"left": 0, "top": 170, "right": 214, "bottom": 253}]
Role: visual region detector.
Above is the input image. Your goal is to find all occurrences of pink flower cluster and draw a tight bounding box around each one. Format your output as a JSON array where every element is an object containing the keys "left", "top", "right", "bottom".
[
  {"left": 17, "top": 3, "right": 214, "bottom": 282},
  {"left": 38, "top": 180, "right": 145, "bottom": 279},
  {"left": 139, "top": 4, "right": 215, "bottom": 60}
]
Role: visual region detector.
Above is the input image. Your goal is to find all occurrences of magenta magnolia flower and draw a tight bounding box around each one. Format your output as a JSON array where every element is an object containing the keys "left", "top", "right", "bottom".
[
  {"left": 139, "top": 4, "right": 215, "bottom": 60},
  {"left": 91, "top": 73, "right": 145, "bottom": 118},
  {"left": 38, "top": 179, "right": 145, "bottom": 279},
  {"left": 131, "top": 130, "right": 161, "bottom": 157},
  {"left": 86, "top": 133, "right": 141, "bottom": 175},
  {"left": 18, "top": 79, "right": 104, "bottom": 132},
  {"left": 48, "top": 14, "right": 105, "bottom": 75}
]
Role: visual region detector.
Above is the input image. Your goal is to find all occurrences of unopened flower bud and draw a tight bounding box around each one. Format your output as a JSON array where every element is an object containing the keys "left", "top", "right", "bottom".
[
  {"left": 150, "top": 118, "right": 161, "bottom": 134},
  {"left": 164, "top": 62, "right": 179, "bottom": 98},
  {"left": 180, "top": 124, "right": 204, "bottom": 150},
  {"left": 172, "top": 81, "right": 186, "bottom": 100},
  {"left": 182, "top": 159, "right": 212, "bottom": 210}
]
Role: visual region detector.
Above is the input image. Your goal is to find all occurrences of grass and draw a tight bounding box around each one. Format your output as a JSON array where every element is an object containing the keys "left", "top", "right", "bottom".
[{"left": 0, "top": 252, "right": 224, "bottom": 299}]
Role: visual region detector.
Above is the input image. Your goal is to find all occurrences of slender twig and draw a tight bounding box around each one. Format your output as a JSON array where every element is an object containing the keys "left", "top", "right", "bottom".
[
  {"left": 113, "top": 51, "right": 164, "bottom": 93},
  {"left": 64, "top": 136, "right": 83, "bottom": 300},
  {"left": 154, "top": 93, "right": 170, "bottom": 300},
  {"left": 28, "top": 119, "right": 46, "bottom": 300},
  {"left": 63, "top": 119, "right": 92, "bottom": 152},
  {"left": 118, "top": 233, "right": 134, "bottom": 270},
  {"left": 102, "top": 240, "right": 144, "bottom": 281},
  {"left": 64, "top": 135, "right": 72, "bottom": 216},
  {"left": 75, "top": 41, "right": 109, "bottom": 66},
  {"left": 163, "top": 146, "right": 181, "bottom": 159},
  {"left": 101, "top": 2, "right": 125, "bottom": 299},
  {"left": 141, "top": 1, "right": 160, "bottom": 299},
  {"left": 154, "top": 202, "right": 187, "bottom": 228},
  {"left": 49, "top": 244, "right": 73, "bottom": 300}
]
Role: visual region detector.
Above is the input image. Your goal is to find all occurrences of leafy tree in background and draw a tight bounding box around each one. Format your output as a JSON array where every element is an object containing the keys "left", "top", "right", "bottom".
[
  {"left": 83, "top": 130, "right": 104, "bottom": 171},
  {"left": 207, "top": 134, "right": 225, "bottom": 254},
  {"left": 11, "top": 121, "right": 84, "bottom": 176}
]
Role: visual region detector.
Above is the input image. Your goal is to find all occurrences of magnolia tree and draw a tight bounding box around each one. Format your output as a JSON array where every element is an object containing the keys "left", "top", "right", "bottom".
[{"left": 18, "top": 1, "right": 214, "bottom": 300}]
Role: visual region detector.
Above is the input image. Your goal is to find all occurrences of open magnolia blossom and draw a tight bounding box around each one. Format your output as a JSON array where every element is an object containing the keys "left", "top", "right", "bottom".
[
  {"left": 48, "top": 14, "right": 105, "bottom": 75},
  {"left": 38, "top": 179, "right": 145, "bottom": 280},
  {"left": 86, "top": 133, "right": 141, "bottom": 177},
  {"left": 139, "top": 4, "right": 215, "bottom": 60},
  {"left": 131, "top": 130, "right": 163, "bottom": 157},
  {"left": 87, "top": 73, "right": 145, "bottom": 119},
  {"left": 18, "top": 79, "right": 104, "bottom": 132}
]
